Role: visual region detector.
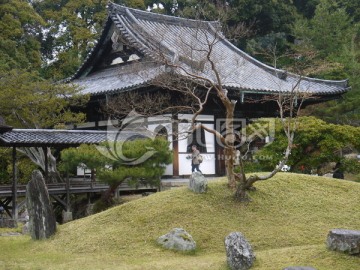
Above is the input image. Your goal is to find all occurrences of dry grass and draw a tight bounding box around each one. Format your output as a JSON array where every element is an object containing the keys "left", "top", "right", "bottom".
[{"left": 0, "top": 173, "right": 359, "bottom": 269}]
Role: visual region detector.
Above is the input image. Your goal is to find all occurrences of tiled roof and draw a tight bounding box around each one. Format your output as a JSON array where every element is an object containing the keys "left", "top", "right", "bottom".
[
  {"left": 73, "top": 61, "right": 165, "bottom": 95},
  {"left": 0, "top": 129, "right": 143, "bottom": 147},
  {"left": 70, "top": 3, "right": 349, "bottom": 96}
]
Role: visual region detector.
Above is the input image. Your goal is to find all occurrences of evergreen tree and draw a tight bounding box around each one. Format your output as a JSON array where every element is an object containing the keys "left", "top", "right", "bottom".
[
  {"left": 61, "top": 138, "right": 172, "bottom": 208},
  {"left": 0, "top": 0, "right": 44, "bottom": 71},
  {"left": 33, "top": 0, "right": 146, "bottom": 79},
  {"left": 292, "top": 0, "right": 360, "bottom": 125}
]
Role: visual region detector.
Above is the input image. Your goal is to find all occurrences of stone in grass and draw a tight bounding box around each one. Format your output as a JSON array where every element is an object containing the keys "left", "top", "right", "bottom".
[
  {"left": 26, "top": 170, "right": 56, "bottom": 240},
  {"left": 282, "top": 267, "right": 317, "bottom": 270},
  {"left": 189, "top": 171, "right": 208, "bottom": 193},
  {"left": 157, "top": 228, "right": 196, "bottom": 252},
  {"left": 326, "top": 228, "right": 360, "bottom": 255},
  {"left": 225, "top": 232, "right": 255, "bottom": 270}
]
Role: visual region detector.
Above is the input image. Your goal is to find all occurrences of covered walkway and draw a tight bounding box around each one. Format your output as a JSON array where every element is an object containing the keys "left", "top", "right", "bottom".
[{"left": 0, "top": 125, "right": 143, "bottom": 221}]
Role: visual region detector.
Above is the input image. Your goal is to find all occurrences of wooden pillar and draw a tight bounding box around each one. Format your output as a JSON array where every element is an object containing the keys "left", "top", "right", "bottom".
[
  {"left": 66, "top": 173, "right": 71, "bottom": 212},
  {"left": 172, "top": 114, "right": 179, "bottom": 176},
  {"left": 90, "top": 169, "right": 95, "bottom": 189},
  {"left": 214, "top": 116, "right": 226, "bottom": 176},
  {"left": 11, "top": 147, "right": 18, "bottom": 220}
]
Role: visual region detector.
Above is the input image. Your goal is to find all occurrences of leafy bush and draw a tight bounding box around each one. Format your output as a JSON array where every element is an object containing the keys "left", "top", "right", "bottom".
[{"left": 254, "top": 117, "right": 360, "bottom": 175}]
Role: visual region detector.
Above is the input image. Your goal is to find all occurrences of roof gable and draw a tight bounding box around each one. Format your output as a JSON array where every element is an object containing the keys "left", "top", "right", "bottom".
[{"left": 69, "top": 3, "right": 349, "bottom": 96}]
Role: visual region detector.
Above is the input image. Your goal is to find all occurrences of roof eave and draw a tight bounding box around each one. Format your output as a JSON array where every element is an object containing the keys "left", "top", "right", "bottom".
[{"left": 66, "top": 17, "right": 113, "bottom": 82}]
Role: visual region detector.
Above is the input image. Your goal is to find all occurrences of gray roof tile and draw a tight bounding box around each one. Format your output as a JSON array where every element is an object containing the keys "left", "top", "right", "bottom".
[
  {"left": 0, "top": 129, "right": 143, "bottom": 147},
  {"left": 73, "top": 62, "right": 165, "bottom": 95},
  {"left": 70, "top": 4, "right": 349, "bottom": 96}
]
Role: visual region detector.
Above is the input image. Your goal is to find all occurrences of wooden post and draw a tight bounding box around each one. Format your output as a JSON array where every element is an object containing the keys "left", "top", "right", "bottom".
[
  {"left": 87, "top": 193, "right": 91, "bottom": 204},
  {"left": 215, "top": 115, "right": 226, "bottom": 176},
  {"left": 11, "top": 147, "right": 18, "bottom": 220},
  {"left": 90, "top": 169, "right": 95, "bottom": 189},
  {"left": 66, "top": 172, "right": 70, "bottom": 212},
  {"left": 172, "top": 114, "right": 179, "bottom": 176}
]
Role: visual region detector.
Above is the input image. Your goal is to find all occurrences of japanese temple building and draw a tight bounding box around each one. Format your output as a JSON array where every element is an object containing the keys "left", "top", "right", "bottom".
[{"left": 67, "top": 3, "right": 350, "bottom": 177}]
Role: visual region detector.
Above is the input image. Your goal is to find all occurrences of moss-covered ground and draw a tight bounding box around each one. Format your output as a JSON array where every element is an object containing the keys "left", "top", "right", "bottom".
[{"left": 0, "top": 173, "right": 359, "bottom": 269}]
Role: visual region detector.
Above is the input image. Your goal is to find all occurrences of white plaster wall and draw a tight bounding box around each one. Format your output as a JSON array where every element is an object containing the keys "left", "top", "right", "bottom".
[
  {"left": 120, "top": 114, "right": 217, "bottom": 176},
  {"left": 178, "top": 121, "right": 216, "bottom": 175},
  {"left": 148, "top": 121, "right": 173, "bottom": 175},
  {"left": 178, "top": 114, "right": 214, "bottom": 122},
  {"left": 203, "top": 123, "right": 215, "bottom": 153},
  {"left": 179, "top": 153, "right": 216, "bottom": 175}
]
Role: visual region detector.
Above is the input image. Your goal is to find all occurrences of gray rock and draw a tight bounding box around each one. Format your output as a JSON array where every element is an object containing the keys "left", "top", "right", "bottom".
[
  {"left": 26, "top": 170, "right": 56, "bottom": 240},
  {"left": 62, "top": 211, "right": 73, "bottom": 223},
  {"left": 22, "top": 221, "right": 29, "bottom": 234},
  {"left": 189, "top": 172, "right": 208, "bottom": 193},
  {"left": 326, "top": 228, "right": 360, "bottom": 255},
  {"left": 0, "top": 232, "right": 22, "bottom": 237},
  {"left": 157, "top": 228, "right": 196, "bottom": 251},
  {"left": 225, "top": 232, "right": 255, "bottom": 270},
  {"left": 85, "top": 203, "right": 95, "bottom": 216},
  {"left": 283, "top": 267, "right": 317, "bottom": 270}
]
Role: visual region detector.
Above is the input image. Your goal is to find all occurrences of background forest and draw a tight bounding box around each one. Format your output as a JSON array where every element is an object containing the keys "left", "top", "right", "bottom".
[
  {"left": 1, "top": 0, "right": 359, "bottom": 125},
  {"left": 0, "top": 0, "right": 359, "bottom": 182}
]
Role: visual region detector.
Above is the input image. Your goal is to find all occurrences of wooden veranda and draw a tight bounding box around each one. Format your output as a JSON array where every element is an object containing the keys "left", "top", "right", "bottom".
[{"left": 0, "top": 125, "right": 148, "bottom": 221}]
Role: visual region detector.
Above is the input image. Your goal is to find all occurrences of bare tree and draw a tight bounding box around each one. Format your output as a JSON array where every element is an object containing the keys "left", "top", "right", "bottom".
[
  {"left": 105, "top": 89, "right": 195, "bottom": 120},
  {"left": 104, "top": 6, "right": 314, "bottom": 201},
  {"left": 150, "top": 63, "right": 309, "bottom": 201},
  {"left": 18, "top": 147, "right": 62, "bottom": 183},
  {"left": 234, "top": 84, "right": 310, "bottom": 201}
]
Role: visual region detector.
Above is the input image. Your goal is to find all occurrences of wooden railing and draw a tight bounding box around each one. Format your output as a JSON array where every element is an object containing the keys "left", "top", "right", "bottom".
[{"left": 0, "top": 179, "right": 157, "bottom": 198}]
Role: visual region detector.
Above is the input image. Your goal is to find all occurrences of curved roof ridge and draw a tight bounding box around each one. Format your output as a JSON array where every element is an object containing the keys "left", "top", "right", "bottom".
[
  {"left": 68, "top": 3, "right": 349, "bottom": 96},
  {"left": 110, "top": 8, "right": 180, "bottom": 64},
  {"left": 112, "top": 11, "right": 178, "bottom": 62},
  {"left": 113, "top": 13, "right": 152, "bottom": 56},
  {"left": 221, "top": 37, "right": 288, "bottom": 75},
  {"left": 220, "top": 37, "right": 349, "bottom": 88},
  {"left": 66, "top": 17, "right": 113, "bottom": 82},
  {"left": 108, "top": 2, "right": 221, "bottom": 29},
  {"left": 289, "top": 73, "right": 348, "bottom": 86}
]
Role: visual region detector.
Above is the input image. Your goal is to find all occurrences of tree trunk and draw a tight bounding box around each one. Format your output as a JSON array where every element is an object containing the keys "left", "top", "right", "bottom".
[
  {"left": 234, "top": 182, "right": 251, "bottom": 202},
  {"left": 234, "top": 171, "right": 252, "bottom": 202},
  {"left": 224, "top": 102, "right": 237, "bottom": 188},
  {"left": 47, "top": 148, "right": 63, "bottom": 183},
  {"left": 225, "top": 147, "right": 236, "bottom": 188},
  {"left": 19, "top": 147, "right": 63, "bottom": 183},
  {"left": 100, "top": 182, "right": 121, "bottom": 208},
  {"left": 234, "top": 142, "right": 293, "bottom": 201}
]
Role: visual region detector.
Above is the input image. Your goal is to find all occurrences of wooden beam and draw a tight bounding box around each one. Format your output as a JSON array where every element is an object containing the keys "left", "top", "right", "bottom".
[
  {"left": 51, "top": 195, "right": 67, "bottom": 209},
  {"left": 17, "top": 199, "right": 26, "bottom": 210},
  {"left": 214, "top": 116, "right": 226, "bottom": 176},
  {"left": 172, "top": 114, "right": 179, "bottom": 176},
  {"left": 0, "top": 198, "right": 12, "bottom": 217},
  {"left": 11, "top": 147, "right": 17, "bottom": 220},
  {"left": 66, "top": 173, "right": 71, "bottom": 212}
]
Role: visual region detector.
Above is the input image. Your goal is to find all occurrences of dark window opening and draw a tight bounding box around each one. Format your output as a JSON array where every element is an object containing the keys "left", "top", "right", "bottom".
[
  {"left": 187, "top": 126, "right": 207, "bottom": 153},
  {"left": 155, "top": 125, "right": 168, "bottom": 139}
]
